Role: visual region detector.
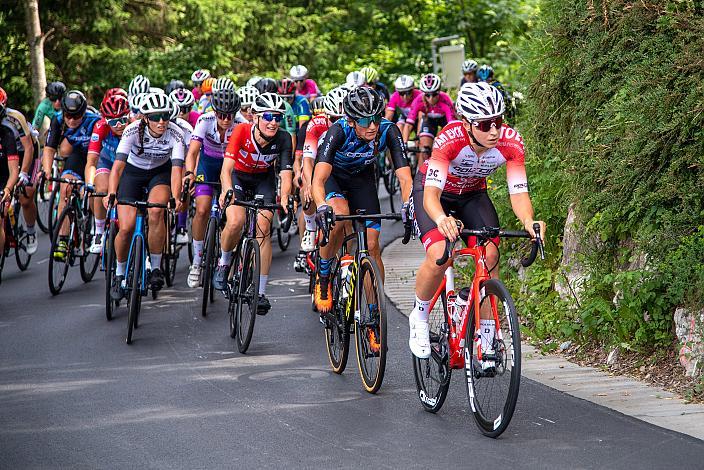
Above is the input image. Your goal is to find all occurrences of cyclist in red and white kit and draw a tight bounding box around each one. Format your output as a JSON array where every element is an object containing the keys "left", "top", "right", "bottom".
[{"left": 407, "top": 82, "right": 545, "bottom": 359}]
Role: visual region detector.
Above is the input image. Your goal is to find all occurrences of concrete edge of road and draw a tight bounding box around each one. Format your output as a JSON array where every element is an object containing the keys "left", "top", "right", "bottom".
[{"left": 381, "top": 236, "right": 704, "bottom": 441}]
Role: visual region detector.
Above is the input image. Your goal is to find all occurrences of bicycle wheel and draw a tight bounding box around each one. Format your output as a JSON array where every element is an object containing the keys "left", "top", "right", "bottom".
[
  {"left": 35, "top": 175, "right": 51, "bottom": 234},
  {"left": 464, "top": 278, "right": 521, "bottom": 438},
  {"left": 80, "top": 213, "right": 100, "bottom": 282},
  {"left": 354, "top": 256, "right": 387, "bottom": 393},
  {"left": 235, "top": 238, "right": 260, "bottom": 353},
  {"left": 323, "top": 257, "right": 350, "bottom": 373},
  {"left": 201, "top": 217, "right": 217, "bottom": 317},
  {"left": 412, "top": 291, "right": 452, "bottom": 413},
  {"left": 14, "top": 204, "right": 32, "bottom": 271},
  {"left": 227, "top": 246, "right": 242, "bottom": 339},
  {"left": 104, "top": 224, "right": 117, "bottom": 321},
  {"left": 48, "top": 205, "right": 74, "bottom": 295},
  {"left": 126, "top": 237, "right": 143, "bottom": 344},
  {"left": 47, "top": 185, "right": 61, "bottom": 234}
]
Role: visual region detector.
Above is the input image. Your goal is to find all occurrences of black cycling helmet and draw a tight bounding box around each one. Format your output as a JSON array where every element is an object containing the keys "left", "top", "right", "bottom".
[
  {"left": 46, "top": 81, "right": 66, "bottom": 100},
  {"left": 61, "top": 90, "right": 88, "bottom": 116},
  {"left": 164, "top": 79, "right": 185, "bottom": 95},
  {"left": 211, "top": 88, "right": 241, "bottom": 114},
  {"left": 343, "top": 87, "right": 385, "bottom": 120},
  {"left": 254, "top": 77, "right": 278, "bottom": 95}
]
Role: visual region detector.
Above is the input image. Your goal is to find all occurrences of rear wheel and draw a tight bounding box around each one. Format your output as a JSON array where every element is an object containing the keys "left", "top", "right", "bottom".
[
  {"left": 163, "top": 211, "right": 178, "bottom": 287},
  {"left": 412, "top": 292, "right": 451, "bottom": 413},
  {"left": 465, "top": 279, "right": 521, "bottom": 438},
  {"left": 354, "top": 256, "right": 387, "bottom": 394},
  {"left": 104, "top": 224, "right": 117, "bottom": 321},
  {"left": 201, "top": 217, "right": 217, "bottom": 317},
  {"left": 126, "top": 237, "right": 143, "bottom": 344},
  {"left": 235, "top": 238, "right": 260, "bottom": 353},
  {"left": 48, "top": 205, "right": 74, "bottom": 295},
  {"left": 35, "top": 175, "right": 51, "bottom": 234},
  {"left": 79, "top": 213, "right": 100, "bottom": 282},
  {"left": 47, "top": 184, "right": 61, "bottom": 235},
  {"left": 13, "top": 203, "right": 32, "bottom": 271}
]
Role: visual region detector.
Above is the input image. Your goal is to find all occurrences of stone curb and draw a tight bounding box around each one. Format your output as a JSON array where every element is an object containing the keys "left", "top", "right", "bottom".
[{"left": 382, "top": 236, "right": 704, "bottom": 441}]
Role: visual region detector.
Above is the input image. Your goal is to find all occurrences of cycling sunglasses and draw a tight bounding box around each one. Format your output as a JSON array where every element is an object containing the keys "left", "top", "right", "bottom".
[
  {"left": 424, "top": 92, "right": 439, "bottom": 98},
  {"left": 49, "top": 95, "right": 62, "bottom": 102},
  {"left": 260, "top": 112, "right": 283, "bottom": 123},
  {"left": 354, "top": 114, "right": 382, "bottom": 127},
  {"left": 216, "top": 111, "right": 233, "bottom": 120},
  {"left": 399, "top": 90, "right": 413, "bottom": 97},
  {"left": 147, "top": 112, "right": 171, "bottom": 122},
  {"left": 471, "top": 116, "right": 503, "bottom": 132},
  {"left": 64, "top": 112, "right": 84, "bottom": 120},
  {"left": 107, "top": 116, "right": 129, "bottom": 127}
]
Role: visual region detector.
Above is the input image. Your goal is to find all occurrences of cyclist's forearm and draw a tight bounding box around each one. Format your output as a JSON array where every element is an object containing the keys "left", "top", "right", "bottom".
[
  {"left": 20, "top": 136, "right": 33, "bottom": 173},
  {"left": 85, "top": 153, "right": 99, "bottom": 185},
  {"left": 185, "top": 140, "right": 201, "bottom": 174},
  {"left": 6, "top": 160, "right": 20, "bottom": 191},
  {"left": 302, "top": 158, "right": 314, "bottom": 186},
  {"left": 170, "top": 166, "right": 182, "bottom": 200},
  {"left": 509, "top": 192, "right": 534, "bottom": 226},
  {"left": 42, "top": 146, "right": 56, "bottom": 175},
  {"left": 396, "top": 167, "right": 413, "bottom": 203},
  {"left": 108, "top": 160, "right": 126, "bottom": 196},
  {"left": 280, "top": 170, "right": 293, "bottom": 201},
  {"left": 311, "top": 162, "right": 332, "bottom": 208},
  {"left": 220, "top": 158, "right": 235, "bottom": 193},
  {"left": 423, "top": 186, "right": 447, "bottom": 224}
]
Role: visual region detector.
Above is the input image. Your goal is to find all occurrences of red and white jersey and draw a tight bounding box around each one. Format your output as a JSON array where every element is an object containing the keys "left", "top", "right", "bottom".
[
  {"left": 302, "top": 114, "right": 331, "bottom": 160},
  {"left": 420, "top": 121, "right": 528, "bottom": 195},
  {"left": 224, "top": 123, "right": 293, "bottom": 174}
]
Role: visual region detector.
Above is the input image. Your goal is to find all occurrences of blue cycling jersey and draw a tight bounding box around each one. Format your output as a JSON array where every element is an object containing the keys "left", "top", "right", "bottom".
[
  {"left": 292, "top": 95, "right": 312, "bottom": 129},
  {"left": 46, "top": 111, "right": 101, "bottom": 155},
  {"left": 316, "top": 117, "right": 407, "bottom": 176}
]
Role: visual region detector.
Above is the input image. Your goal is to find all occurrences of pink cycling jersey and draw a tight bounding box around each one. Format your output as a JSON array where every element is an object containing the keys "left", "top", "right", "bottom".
[
  {"left": 420, "top": 121, "right": 528, "bottom": 196},
  {"left": 296, "top": 79, "right": 321, "bottom": 100},
  {"left": 386, "top": 89, "right": 422, "bottom": 120},
  {"left": 406, "top": 91, "right": 455, "bottom": 124}
]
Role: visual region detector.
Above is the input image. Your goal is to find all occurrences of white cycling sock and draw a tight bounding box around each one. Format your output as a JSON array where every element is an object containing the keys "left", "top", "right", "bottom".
[
  {"left": 219, "top": 250, "right": 233, "bottom": 267},
  {"left": 150, "top": 253, "right": 162, "bottom": 269},
  {"left": 411, "top": 296, "right": 431, "bottom": 322},
  {"left": 480, "top": 319, "right": 496, "bottom": 352},
  {"left": 192, "top": 239, "right": 204, "bottom": 265},
  {"left": 116, "top": 261, "right": 127, "bottom": 277},
  {"left": 303, "top": 214, "right": 316, "bottom": 231},
  {"left": 95, "top": 218, "right": 105, "bottom": 235},
  {"left": 259, "top": 274, "right": 268, "bottom": 295}
]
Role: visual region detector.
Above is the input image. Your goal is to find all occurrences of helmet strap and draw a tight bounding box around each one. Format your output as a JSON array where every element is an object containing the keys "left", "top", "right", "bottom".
[
  {"left": 467, "top": 123, "right": 487, "bottom": 149},
  {"left": 254, "top": 118, "right": 276, "bottom": 143}
]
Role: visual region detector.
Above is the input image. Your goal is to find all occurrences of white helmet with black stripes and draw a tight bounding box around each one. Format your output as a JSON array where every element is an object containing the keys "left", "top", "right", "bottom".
[
  {"left": 139, "top": 92, "right": 173, "bottom": 115},
  {"left": 455, "top": 82, "right": 505, "bottom": 121}
]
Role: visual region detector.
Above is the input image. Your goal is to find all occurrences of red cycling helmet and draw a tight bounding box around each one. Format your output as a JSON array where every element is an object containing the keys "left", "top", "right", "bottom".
[
  {"left": 101, "top": 94, "right": 129, "bottom": 119},
  {"left": 277, "top": 78, "right": 296, "bottom": 96},
  {"left": 0, "top": 87, "right": 7, "bottom": 118},
  {"left": 105, "top": 87, "right": 128, "bottom": 100}
]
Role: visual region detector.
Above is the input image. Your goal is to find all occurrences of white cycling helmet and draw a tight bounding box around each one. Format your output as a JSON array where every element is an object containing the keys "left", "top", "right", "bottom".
[
  {"left": 462, "top": 60, "right": 478, "bottom": 74},
  {"left": 345, "top": 71, "right": 365, "bottom": 88},
  {"left": 419, "top": 73, "right": 442, "bottom": 93},
  {"left": 236, "top": 86, "right": 260, "bottom": 107},
  {"left": 289, "top": 65, "right": 308, "bottom": 81},
  {"left": 455, "top": 82, "right": 505, "bottom": 121},
  {"left": 394, "top": 75, "right": 415, "bottom": 92},
  {"left": 213, "top": 77, "right": 236, "bottom": 92},
  {"left": 191, "top": 69, "right": 210, "bottom": 84},
  {"left": 128, "top": 92, "right": 148, "bottom": 112},
  {"left": 139, "top": 92, "right": 173, "bottom": 115},
  {"left": 324, "top": 86, "right": 348, "bottom": 117},
  {"left": 246, "top": 76, "right": 263, "bottom": 88},
  {"left": 252, "top": 92, "right": 286, "bottom": 114},
  {"left": 169, "top": 88, "right": 195, "bottom": 108},
  {"left": 128, "top": 75, "right": 150, "bottom": 97}
]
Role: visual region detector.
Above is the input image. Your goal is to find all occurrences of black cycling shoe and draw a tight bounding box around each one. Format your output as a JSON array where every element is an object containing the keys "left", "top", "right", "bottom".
[
  {"left": 256, "top": 294, "right": 271, "bottom": 315},
  {"left": 149, "top": 268, "right": 165, "bottom": 292},
  {"left": 111, "top": 275, "right": 125, "bottom": 301}
]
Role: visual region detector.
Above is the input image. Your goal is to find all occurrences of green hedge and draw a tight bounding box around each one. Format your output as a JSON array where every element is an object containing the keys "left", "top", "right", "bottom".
[{"left": 491, "top": 0, "right": 704, "bottom": 351}]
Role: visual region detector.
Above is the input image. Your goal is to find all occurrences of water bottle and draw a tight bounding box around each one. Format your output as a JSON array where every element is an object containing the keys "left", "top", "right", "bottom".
[
  {"left": 7, "top": 203, "right": 15, "bottom": 228},
  {"left": 339, "top": 254, "right": 354, "bottom": 299},
  {"left": 453, "top": 287, "right": 470, "bottom": 324}
]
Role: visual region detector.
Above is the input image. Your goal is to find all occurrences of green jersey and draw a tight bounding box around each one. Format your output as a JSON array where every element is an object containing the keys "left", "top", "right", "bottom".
[
  {"left": 283, "top": 101, "right": 296, "bottom": 136},
  {"left": 32, "top": 98, "right": 57, "bottom": 129}
]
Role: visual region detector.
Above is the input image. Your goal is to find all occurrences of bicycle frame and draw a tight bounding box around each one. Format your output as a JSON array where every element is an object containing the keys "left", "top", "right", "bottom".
[
  {"left": 101, "top": 206, "right": 119, "bottom": 272},
  {"left": 428, "top": 243, "right": 498, "bottom": 369},
  {"left": 126, "top": 211, "right": 148, "bottom": 295}
]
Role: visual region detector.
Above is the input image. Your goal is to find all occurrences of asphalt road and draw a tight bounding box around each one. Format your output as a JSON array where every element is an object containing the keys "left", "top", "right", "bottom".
[{"left": 2, "top": 195, "right": 703, "bottom": 469}]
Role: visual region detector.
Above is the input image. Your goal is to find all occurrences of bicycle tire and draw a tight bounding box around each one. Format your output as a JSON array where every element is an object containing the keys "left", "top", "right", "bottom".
[
  {"left": 201, "top": 217, "right": 217, "bottom": 317},
  {"left": 13, "top": 204, "right": 32, "bottom": 271},
  {"left": 48, "top": 205, "right": 73, "bottom": 295},
  {"left": 324, "top": 257, "right": 350, "bottom": 374},
  {"left": 412, "top": 291, "right": 452, "bottom": 413},
  {"left": 163, "top": 211, "right": 177, "bottom": 287},
  {"left": 465, "top": 278, "right": 521, "bottom": 438},
  {"left": 276, "top": 226, "right": 291, "bottom": 251},
  {"left": 80, "top": 212, "right": 100, "bottom": 282},
  {"left": 228, "top": 246, "right": 242, "bottom": 339},
  {"left": 35, "top": 176, "right": 51, "bottom": 234},
  {"left": 354, "top": 256, "right": 387, "bottom": 393},
  {"left": 126, "top": 237, "right": 143, "bottom": 344},
  {"left": 236, "top": 238, "right": 260, "bottom": 353},
  {"left": 104, "top": 224, "right": 117, "bottom": 321},
  {"left": 47, "top": 185, "right": 61, "bottom": 234}
]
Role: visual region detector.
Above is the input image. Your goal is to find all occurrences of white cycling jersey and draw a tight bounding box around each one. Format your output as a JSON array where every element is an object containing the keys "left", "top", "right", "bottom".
[
  {"left": 116, "top": 120, "right": 185, "bottom": 170},
  {"left": 174, "top": 117, "right": 193, "bottom": 151},
  {"left": 191, "top": 112, "right": 237, "bottom": 159}
]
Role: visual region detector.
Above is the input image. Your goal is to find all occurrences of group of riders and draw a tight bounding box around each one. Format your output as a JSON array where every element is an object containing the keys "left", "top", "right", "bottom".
[{"left": 0, "top": 59, "right": 544, "bottom": 364}]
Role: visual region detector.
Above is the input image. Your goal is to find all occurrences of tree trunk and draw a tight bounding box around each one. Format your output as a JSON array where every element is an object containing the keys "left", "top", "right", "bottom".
[{"left": 23, "top": 0, "right": 47, "bottom": 105}]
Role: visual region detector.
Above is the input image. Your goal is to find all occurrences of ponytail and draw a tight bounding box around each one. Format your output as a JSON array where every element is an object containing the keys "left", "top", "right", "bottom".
[{"left": 137, "top": 118, "right": 146, "bottom": 155}]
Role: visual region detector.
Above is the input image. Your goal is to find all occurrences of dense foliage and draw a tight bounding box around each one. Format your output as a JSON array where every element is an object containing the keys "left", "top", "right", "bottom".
[
  {"left": 500, "top": 0, "right": 704, "bottom": 352},
  {"left": 0, "top": 0, "right": 534, "bottom": 115}
]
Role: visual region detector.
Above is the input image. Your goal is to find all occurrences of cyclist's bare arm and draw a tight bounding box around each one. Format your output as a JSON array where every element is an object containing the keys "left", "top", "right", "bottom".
[{"left": 311, "top": 161, "right": 332, "bottom": 208}]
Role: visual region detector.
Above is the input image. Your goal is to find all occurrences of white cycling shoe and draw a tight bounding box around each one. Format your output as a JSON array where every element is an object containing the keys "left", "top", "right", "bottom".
[
  {"left": 89, "top": 238, "right": 103, "bottom": 255},
  {"left": 409, "top": 315, "right": 431, "bottom": 359},
  {"left": 301, "top": 229, "right": 316, "bottom": 252},
  {"left": 187, "top": 264, "right": 202, "bottom": 288}
]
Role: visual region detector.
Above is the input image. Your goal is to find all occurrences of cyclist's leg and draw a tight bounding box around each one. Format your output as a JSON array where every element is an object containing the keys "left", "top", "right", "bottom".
[
  {"left": 191, "top": 190, "right": 212, "bottom": 265},
  {"left": 90, "top": 162, "right": 111, "bottom": 253},
  {"left": 19, "top": 152, "right": 38, "bottom": 228},
  {"left": 417, "top": 116, "right": 437, "bottom": 167},
  {"left": 253, "top": 171, "right": 277, "bottom": 302},
  {"left": 0, "top": 172, "right": 7, "bottom": 253},
  {"left": 114, "top": 163, "right": 149, "bottom": 284},
  {"left": 57, "top": 148, "right": 85, "bottom": 238},
  {"left": 344, "top": 171, "right": 384, "bottom": 278},
  {"left": 145, "top": 166, "right": 171, "bottom": 283},
  {"left": 298, "top": 156, "right": 316, "bottom": 252}
]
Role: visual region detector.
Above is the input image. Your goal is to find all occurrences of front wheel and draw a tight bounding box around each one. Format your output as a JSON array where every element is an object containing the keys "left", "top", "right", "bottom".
[
  {"left": 126, "top": 237, "right": 143, "bottom": 344},
  {"left": 104, "top": 224, "right": 118, "bottom": 321},
  {"left": 201, "top": 217, "right": 217, "bottom": 317},
  {"left": 235, "top": 238, "right": 260, "bottom": 353},
  {"left": 48, "top": 205, "right": 74, "bottom": 295},
  {"left": 354, "top": 256, "right": 387, "bottom": 394},
  {"left": 13, "top": 205, "right": 32, "bottom": 271},
  {"left": 465, "top": 278, "right": 521, "bottom": 438},
  {"left": 80, "top": 213, "right": 100, "bottom": 282}
]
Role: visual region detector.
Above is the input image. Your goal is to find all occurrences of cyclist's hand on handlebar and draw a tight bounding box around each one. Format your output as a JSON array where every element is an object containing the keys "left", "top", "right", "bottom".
[
  {"left": 315, "top": 204, "right": 333, "bottom": 232},
  {"left": 219, "top": 188, "right": 233, "bottom": 209},
  {"left": 523, "top": 218, "right": 546, "bottom": 241},
  {"left": 18, "top": 172, "right": 30, "bottom": 187},
  {"left": 436, "top": 215, "right": 462, "bottom": 241},
  {"left": 103, "top": 193, "right": 115, "bottom": 210}
]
